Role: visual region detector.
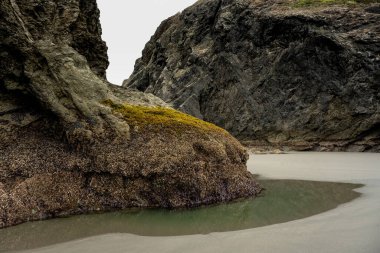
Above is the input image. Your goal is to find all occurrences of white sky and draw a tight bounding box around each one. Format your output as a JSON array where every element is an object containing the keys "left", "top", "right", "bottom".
[{"left": 97, "top": 1, "right": 197, "bottom": 85}]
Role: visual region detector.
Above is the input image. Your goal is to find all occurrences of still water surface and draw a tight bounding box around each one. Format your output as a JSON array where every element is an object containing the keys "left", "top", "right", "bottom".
[{"left": 0, "top": 179, "right": 362, "bottom": 252}]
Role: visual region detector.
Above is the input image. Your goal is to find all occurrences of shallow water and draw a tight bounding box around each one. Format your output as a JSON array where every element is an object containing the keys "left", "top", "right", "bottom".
[{"left": 0, "top": 179, "right": 362, "bottom": 252}]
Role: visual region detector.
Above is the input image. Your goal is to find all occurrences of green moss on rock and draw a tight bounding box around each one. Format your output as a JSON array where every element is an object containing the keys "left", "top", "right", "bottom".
[
  {"left": 103, "top": 100, "right": 227, "bottom": 135},
  {"left": 294, "top": 0, "right": 379, "bottom": 7}
]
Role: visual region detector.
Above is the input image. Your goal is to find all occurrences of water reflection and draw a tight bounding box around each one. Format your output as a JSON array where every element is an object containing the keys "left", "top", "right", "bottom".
[{"left": 0, "top": 179, "right": 362, "bottom": 252}]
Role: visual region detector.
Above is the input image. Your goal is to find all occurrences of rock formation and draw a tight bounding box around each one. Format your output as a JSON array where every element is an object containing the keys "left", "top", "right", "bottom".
[
  {"left": 125, "top": 0, "right": 380, "bottom": 152},
  {"left": 0, "top": 0, "right": 260, "bottom": 228}
]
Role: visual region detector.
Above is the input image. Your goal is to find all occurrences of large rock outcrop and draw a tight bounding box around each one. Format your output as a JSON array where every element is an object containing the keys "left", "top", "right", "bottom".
[
  {"left": 0, "top": 0, "right": 260, "bottom": 228},
  {"left": 125, "top": 0, "right": 380, "bottom": 152}
]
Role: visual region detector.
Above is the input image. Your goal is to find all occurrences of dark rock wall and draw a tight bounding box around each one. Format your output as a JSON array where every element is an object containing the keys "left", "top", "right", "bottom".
[
  {"left": 0, "top": 0, "right": 109, "bottom": 126},
  {"left": 0, "top": 0, "right": 120, "bottom": 142},
  {"left": 5, "top": 0, "right": 109, "bottom": 78},
  {"left": 125, "top": 0, "right": 380, "bottom": 151}
]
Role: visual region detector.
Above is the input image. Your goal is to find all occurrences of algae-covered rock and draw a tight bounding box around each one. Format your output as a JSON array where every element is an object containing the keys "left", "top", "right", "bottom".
[
  {"left": 124, "top": 0, "right": 380, "bottom": 152},
  {"left": 0, "top": 0, "right": 260, "bottom": 228}
]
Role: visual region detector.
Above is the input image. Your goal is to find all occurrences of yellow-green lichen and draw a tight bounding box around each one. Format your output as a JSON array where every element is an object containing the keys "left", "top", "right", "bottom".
[{"left": 103, "top": 100, "right": 227, "bottom": 135}]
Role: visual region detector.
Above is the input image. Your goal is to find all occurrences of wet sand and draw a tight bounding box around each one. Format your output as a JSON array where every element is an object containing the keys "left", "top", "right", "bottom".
[{"left": 15, "top": 153, "right": 380, "bottom": 253}]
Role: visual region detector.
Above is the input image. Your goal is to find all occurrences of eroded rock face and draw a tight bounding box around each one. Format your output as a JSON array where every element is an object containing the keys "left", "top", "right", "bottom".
[
  {"left": 0, "top": 0, "right": 260, "bottom": 228},
  {"left": 125, "top": 0, "right": 380, "bottom": 152}
]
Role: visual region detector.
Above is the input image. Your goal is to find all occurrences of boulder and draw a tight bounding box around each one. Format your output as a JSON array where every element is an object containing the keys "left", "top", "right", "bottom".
[{"left": 0, "top": 0, "right": 260, "bottom": 228}]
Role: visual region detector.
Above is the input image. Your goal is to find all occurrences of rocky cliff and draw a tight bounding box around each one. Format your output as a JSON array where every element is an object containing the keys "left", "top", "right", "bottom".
[
  {"left": 125, "top": 0, "right": 380, "bottom": 152},
  {"left": 0, "top": 0, "right": 260, "bottom": 228}
]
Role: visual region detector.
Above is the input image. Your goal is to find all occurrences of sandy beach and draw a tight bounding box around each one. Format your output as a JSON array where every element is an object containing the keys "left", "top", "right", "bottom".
[{"left": 18, "top": 152, "right": 380, "bottom": 253}]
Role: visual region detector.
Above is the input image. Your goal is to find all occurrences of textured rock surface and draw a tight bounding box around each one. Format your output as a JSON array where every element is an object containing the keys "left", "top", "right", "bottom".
[
  {"left": 125, "top": 0, "right": 380, "bottom": 152},
  {"left": 0, "top": 0, "right": 260, "bottom": 228}
]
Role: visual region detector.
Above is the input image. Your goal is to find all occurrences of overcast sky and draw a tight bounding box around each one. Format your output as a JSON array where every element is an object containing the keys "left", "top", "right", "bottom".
[{"left": 97, "top": 1, "right": 197, "bottom": 85}]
